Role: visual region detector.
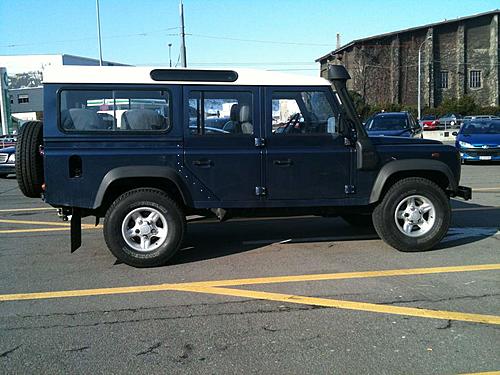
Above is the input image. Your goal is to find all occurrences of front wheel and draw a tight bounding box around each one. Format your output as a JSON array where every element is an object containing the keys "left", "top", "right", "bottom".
[
  {"left": 104, "top": 188, "right": 186, "bottom": 267},
  {"left": 372, "top": 177, "right": 450, "bottom": 252}
]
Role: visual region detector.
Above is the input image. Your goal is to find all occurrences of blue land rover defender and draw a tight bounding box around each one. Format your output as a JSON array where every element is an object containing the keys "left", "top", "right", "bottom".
[{"left": 15, "top": 65, "right": 471, "bottom": 267}]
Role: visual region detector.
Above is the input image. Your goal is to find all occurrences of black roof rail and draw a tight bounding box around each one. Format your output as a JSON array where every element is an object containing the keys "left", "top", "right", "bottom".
[{"left": 150, "top": 69, "right": 238, "bottom": 82}]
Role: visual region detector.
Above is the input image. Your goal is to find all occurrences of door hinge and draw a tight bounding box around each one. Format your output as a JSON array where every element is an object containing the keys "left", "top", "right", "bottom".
[
  {"left": 255, "top": 137, "right": 266, "bottom": 148},
  {"left": 255, "top": 186, "right": 267, "bottom": 196},
  {"left": 344, "top": 185, "right": 356, "bottom": 194}
]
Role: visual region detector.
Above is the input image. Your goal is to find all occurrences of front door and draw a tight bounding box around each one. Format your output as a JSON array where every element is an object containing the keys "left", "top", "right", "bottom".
[
  {"left": 183, "top": 86, "right": 262, "bottom": 204},
  {"left": 264, "top": 87, "right": 352, "bottom": 201}
]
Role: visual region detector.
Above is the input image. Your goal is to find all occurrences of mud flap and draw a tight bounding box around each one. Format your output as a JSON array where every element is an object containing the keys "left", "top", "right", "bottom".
[{"left": 70, "top": 208, "right": 82, "bottom": 253}]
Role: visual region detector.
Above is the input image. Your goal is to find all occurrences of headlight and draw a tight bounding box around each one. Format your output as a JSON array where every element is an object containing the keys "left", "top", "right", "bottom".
[
  {"left": 459, "top": 141, "right": 473, "bottom": 148},
  {"left": 7, "top": 154, "right": 15, "bottom": 163}
]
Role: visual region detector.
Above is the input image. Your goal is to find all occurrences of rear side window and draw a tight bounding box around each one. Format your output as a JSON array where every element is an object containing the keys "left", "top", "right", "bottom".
[{"left": 59, "top": 89, "right": 171, "bottom": 132}]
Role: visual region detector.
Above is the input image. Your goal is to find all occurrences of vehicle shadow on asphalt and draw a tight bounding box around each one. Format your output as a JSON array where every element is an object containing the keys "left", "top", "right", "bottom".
[{"left": 170, "top": 200, "right": 499, "bottom": 265}]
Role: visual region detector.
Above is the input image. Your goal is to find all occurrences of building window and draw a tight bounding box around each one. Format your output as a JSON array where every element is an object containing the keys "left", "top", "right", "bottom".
[
  {"left": 17, "top": 94, "right": 29, "bottom": 104},
  {"left": 9, "top": 95, "right": 13, "bottom": 104},
  {"left": 469, "top": 70, "right": 481, "bottom": 88},
  {"left": 439, "top": 71, "right": 448, "bottom": 89}
]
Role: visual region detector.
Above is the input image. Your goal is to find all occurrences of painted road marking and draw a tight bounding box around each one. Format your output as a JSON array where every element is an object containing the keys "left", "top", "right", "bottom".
[
  {"left": 171, "top": 285, "right": 500, "bottom": 326},
  {"left": 0, "top": 264, "right": 498, "bottom": 325},
  {"left": 1, "top": 263, "right": 498, "bottom": 300},
  {"left": 0, "top": 218, "right": 72, "bottom": 227},
  {"left": 472, "top": 187, "right": 500, "bottom": 192},
  {"left": 0, "top": 218, "right": 102, "bottom": 234},
  {"left": 0, "top": 207, "right": 55, "bottom": 213},
  {"left": 178, "top": 263, "right": 500, "bottom": 288}
]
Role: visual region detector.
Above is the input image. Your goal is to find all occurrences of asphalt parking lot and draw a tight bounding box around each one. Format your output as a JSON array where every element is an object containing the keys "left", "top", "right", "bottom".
[{"left": 0, "top": 164, "right": 499, "bottom": 374}]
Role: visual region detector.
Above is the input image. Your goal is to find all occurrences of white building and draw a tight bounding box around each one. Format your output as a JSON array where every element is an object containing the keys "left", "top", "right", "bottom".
[{"left": 0, "top": 54, "right": 127, "bottom": 128}]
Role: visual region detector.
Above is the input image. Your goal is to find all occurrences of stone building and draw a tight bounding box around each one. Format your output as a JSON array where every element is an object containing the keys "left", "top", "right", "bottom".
[{"left": 316, "top": 10, "right": 499, "bottom": 108}]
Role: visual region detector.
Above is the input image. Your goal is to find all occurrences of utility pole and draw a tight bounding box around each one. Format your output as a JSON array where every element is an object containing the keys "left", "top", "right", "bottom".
[
  {"left": 179, "top": 0, "right": 187, "bottom": 67},
  {"left": 96, "top": 0, "right": 103, "bottom": 66},
  {"left": 417, "top": 35, "right": 431, "bottom": 120},
  {"left": 0, "top": 68, "right": 10, "bottom": 135},
  {"left": 168, "top": 43, "right": 172, "bottom": 67}
]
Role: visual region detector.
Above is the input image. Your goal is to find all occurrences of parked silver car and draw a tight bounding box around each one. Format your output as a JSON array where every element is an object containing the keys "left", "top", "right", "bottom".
[{"left": 438, "top": 113, "right": 462, "bottom": 129}]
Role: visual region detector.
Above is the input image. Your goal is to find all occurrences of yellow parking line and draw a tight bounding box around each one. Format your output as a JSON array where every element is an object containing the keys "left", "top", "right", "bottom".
[
  {"left": 472, "top": 187, "right": 500, "bottom": 192},
  {"left": 171, "top": 285, "right": 500, "bottom": 325},
  {"left": 0, "top": 207, "right": 55, "bottom": 213},
  {"left": 181, "top": 263, "right": 500, "bottom": 288},
  {"left": 0, "top": 227, "right": 72, "bottom": 234},
  {"left": 0, "top": 216, "right": 100, "bottom": 232},
  {"left": 0, "top": 263, "right": 498, "bottom": 302},
  {"left": 0, "top": 225, "right": 102, "bottom": 234},
  {"left": 0, "top": 283, "right": 180, "bottom": 301},
  {"left": 0, "top": 219, "right": 71, "bottom": 227},
  {"left": 459, "top": 372, "right": 500, "bottom": 375}
]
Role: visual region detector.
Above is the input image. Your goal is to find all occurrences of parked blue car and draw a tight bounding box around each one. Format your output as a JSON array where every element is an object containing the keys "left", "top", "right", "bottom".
[
  {"left": 0, "top": 146, "right": 16, "bottom": 177},
  {"left": 454, "top": 119, "right": 500, "bottom": 162},
  {"left": 365, "top": 112, "right": 422, "bottom": 138}
]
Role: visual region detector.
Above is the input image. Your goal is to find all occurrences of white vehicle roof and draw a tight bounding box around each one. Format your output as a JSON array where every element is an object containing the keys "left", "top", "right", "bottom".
[{"left": 43, "top": 66, "right": 331, "bottom": 87}]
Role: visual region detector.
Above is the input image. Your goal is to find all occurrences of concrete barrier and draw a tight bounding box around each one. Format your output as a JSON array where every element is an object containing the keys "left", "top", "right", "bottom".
[{"left": 423, "top": 130, "right": 457, "bottom": 142}]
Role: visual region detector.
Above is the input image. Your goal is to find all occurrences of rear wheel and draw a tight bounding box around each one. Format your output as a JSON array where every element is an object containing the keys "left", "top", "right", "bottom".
[
  {"left": 104, "top": 188, "right": 186, "bottom": 267},
  {"left": 372, "top": 177, "right": 450, "bottom": 252},
  {"left": 16, "top": 121, "right": 44, "bottom": 198}
]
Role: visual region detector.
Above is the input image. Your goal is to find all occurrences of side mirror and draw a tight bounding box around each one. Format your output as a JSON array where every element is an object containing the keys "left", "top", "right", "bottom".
[{"left": 452, "top": 131, "right": 458, "bottom": 136}]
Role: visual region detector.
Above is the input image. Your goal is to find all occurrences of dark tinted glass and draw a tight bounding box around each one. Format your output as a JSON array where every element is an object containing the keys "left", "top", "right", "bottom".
[
  {"left": 151, "top": 69, "right": 238, "bottom": 82},
  {"left": 60, "top": 90, "right": 170, "bottom": 132}
]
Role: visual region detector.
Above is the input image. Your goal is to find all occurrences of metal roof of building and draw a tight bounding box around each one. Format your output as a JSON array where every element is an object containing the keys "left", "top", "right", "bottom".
[{"left": 316, "top": 9, "right": 499, "bottom": 62}]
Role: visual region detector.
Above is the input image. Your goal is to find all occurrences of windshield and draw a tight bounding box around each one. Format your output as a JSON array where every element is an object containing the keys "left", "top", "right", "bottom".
[
  {"left": 462, "top": 121, "right": 500, "bottom": 134},
  {"left": 365, "top": 115, "right": 408, "bottom": 131},
  {"left": 422, "top": 115, "right": 436, "bottom": 120}
]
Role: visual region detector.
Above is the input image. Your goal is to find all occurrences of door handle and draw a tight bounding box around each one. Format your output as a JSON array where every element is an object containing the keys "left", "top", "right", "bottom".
[
  {"left": 192, "top": 159, "right": 213, "bottom": 167},
  {"left": 273, "top": 159, "right": 293, "bottom": 166}
]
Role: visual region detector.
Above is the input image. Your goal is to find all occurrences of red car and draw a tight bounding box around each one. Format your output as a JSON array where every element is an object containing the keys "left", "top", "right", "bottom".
[
  {"left": 420, "top": 115, "right": 438, "bottom": 130},
  {"left": 0, "top": 135, "right": 17, "bottom": 148}
]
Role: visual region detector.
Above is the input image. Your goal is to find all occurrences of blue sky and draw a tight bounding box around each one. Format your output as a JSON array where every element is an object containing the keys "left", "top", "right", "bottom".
[{"left": 1, "top": 0, "right": 498, "bottom": 75}]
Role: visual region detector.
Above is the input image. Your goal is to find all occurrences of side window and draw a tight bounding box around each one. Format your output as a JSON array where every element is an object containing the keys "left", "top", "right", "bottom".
[
  {"left": 60, "top": 90, "right": 171, "bottom": 132},
  {"left": 272, "top": 91, "right": 337, "bottom": 135},
  {"left": 188, "top": 91, "right": 253, "bottom": 136}
]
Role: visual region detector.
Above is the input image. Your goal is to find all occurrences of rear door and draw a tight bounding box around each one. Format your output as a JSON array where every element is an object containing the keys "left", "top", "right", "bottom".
[
  {"left": 264, "top": 87, "right": 352, "bottom": 201},
  {"left": 183, "top": 86, "right": 262, "bottom": 204}
]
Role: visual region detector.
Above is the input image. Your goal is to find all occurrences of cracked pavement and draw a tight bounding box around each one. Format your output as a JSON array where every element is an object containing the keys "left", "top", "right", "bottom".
[{"left": 1, "top": 164, "right": 500, "bottom": 374}]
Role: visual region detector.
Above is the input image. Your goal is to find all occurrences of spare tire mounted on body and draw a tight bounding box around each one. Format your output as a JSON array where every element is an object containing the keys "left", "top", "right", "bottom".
[{"left": 16, "top": 121, "right": 44, "bottom": 198}]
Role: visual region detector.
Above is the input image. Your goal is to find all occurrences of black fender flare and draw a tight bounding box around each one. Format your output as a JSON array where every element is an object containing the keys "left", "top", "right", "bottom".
[
  {"left": 369, "top": 159, "right": 457, "bottom": 204},
  {"left": 92, "top": 166, "right": 193, "bottom": 209}
]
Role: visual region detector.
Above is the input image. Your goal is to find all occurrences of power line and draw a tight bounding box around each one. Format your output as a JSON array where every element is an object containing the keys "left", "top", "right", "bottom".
[
  {"left": 187, "top": 33, "right": 333, "bottom": 47},
  {"left": 0, "top": 28, "right": 180, "bottom": 48}
]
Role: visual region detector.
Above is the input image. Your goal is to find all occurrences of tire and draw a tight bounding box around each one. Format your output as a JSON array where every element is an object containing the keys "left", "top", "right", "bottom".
[
  {"left": 341, "top": 213, "right": 373, "bottom": 228},
  {"left": 372, "top": 177, "right": 450, "bottom": 252},
  {"left": 15, "top": 121, "right": 44, "bottom": 198},
  {"left": 104, "top": 188, "right": 186, "bottom": 267}
]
